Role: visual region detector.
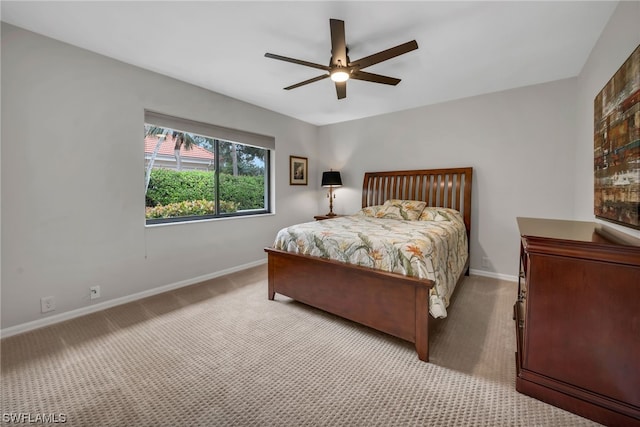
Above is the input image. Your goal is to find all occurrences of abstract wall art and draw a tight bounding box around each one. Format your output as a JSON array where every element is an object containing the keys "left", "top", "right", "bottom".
[{"left": 594, "top": 44, "right": 640, "bottom": 229}]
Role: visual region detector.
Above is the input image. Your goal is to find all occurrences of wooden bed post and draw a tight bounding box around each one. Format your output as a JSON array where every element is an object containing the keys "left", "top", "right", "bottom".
[
  {"left": 267, "top": 252, "right": 275, "bottom": 300},
  {"left": 415, "top": 286, "right": 429, "bottom": 361}
]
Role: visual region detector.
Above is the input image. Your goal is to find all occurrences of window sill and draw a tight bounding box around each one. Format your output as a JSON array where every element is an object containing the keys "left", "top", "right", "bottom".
[{"left": 144, "top": 212, "right": 275, "bottom": 228}]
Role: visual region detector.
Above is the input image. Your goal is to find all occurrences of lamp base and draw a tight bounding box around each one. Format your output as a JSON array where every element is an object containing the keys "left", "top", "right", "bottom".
[{"left": 325, "top": 212, "right": 337, "bottom": 217}]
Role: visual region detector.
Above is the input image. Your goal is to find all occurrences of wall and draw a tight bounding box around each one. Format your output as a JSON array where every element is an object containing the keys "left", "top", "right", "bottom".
[
  {"left": 1, "top": 24, "right": 318, "bottom": 331},
  {"left": 318, "top": 1, "right": 640, "bottom": 278},
  {"left": 3, "top": 2, "right": 639, "bottom": 333},
  {"left": 575, "top": 0, "right": 640, "bottom": 239},
  {"left": 318, "top": 78, "right": 579, "bottom": 279}
]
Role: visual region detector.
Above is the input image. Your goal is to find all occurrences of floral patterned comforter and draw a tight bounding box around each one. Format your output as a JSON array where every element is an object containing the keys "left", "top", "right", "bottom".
[{"left": 272, "top": 209, "right": 468, "bottom": 318}]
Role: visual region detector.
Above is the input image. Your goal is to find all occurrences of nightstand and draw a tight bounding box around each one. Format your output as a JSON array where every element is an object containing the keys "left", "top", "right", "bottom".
[{"left": 313, "top": 214, "right": 343, "bottom": 221}]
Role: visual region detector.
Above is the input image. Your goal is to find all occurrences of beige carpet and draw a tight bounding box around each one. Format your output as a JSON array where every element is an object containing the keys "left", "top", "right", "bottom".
[{"left": 1, "top": 265, "right": 600, "bottom": 426}]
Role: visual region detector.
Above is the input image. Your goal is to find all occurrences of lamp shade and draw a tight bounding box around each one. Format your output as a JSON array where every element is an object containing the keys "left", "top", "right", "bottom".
[{"left": 321, "top": 171, "right": 342, "bottom": 187}]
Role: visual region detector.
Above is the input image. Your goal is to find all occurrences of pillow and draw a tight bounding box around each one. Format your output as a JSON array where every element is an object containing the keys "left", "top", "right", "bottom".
[
  {"left": 418, "top": 207, "right": 464, "bottom": 223},
  {"left": 375, "top": 199, "right": 426, "bottom": 221},
  {"left": 355, "top": 205, "right": 383, "bottom": 217}
]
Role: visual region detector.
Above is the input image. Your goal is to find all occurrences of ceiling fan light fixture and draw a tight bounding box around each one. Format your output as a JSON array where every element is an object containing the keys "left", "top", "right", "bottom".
[
  {"left": 330, "top": 69, "right": 350, "bottom": 82},
  {"left": 265, "top": 19, "right": 418, "bottom": 99}
]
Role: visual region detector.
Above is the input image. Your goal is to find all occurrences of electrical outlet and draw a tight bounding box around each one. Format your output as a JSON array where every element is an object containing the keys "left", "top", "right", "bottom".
[
  {"left": 90, "top": 286, "right": 101, "bottom": 300},
  {"left": 41, "top": 296, "right": 55, "bottom": 313},
  {"left": 482, "top": 256, "right": 490, "bottom": 268}
]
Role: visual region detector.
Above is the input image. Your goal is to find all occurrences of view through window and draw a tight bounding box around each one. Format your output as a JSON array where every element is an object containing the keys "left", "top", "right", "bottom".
[{"left": 144, "top": 112, "right": 271, "bottom": 224}]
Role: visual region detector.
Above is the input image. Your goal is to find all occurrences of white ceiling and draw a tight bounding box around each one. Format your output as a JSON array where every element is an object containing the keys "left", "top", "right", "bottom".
[{"left": 1, "top": 1, "right": 618, "bottom": 126}]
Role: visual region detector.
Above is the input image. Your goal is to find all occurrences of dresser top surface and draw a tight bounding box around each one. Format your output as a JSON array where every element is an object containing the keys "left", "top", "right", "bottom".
[{"left": 516, "top": 217, "right": 640, "bottom": 247}]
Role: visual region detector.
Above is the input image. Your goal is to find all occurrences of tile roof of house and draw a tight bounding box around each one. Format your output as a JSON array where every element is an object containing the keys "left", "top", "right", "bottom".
[{"left": 144, "top": 135, "right": 214, "bottom": 160}]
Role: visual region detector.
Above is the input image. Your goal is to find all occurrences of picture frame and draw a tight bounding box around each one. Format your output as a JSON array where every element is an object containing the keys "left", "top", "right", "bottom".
[
  {"left": 593, "top": 44, "right": 639, "bottom": 230},
  {"left": 289, "top": 155, "right": 308, "bottom": 185}
]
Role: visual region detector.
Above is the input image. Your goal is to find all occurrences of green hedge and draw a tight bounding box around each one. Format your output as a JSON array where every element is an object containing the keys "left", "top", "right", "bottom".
[
  {"left": 146, "top": 169, "right": 214, "bottom": 206},
  {"left": 218, "top": 173, "right": 265, "bottom": 210},
  {"left": 146, "top": 169, "right": 264, "bottom": 211}
]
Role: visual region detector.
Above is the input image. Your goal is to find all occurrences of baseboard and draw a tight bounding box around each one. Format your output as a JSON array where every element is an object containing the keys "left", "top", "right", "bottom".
[
  {"left": 0, "top": 259, "right": 267, "bottom": 339},
  {"left": 2, "top": 262, "right": 514, "bottom": 339},
  {"left": 469, "top": 268, "right": 518, "bottom": 283}
]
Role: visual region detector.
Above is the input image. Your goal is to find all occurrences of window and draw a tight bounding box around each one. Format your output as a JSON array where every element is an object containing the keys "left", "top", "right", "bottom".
[{"left": 144, "top": 111, "right": 273, "bottom": 224}]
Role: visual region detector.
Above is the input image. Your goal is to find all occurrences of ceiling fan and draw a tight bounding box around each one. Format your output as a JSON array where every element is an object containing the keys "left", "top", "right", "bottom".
[{"left": 265, "top": 19, "right": 418, "bottom": 100}]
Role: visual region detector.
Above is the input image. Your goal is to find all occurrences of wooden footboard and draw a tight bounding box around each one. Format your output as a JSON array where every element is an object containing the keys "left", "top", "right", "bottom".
[{"left": 265, "top": 247, "right": 434, "bottom": 361}]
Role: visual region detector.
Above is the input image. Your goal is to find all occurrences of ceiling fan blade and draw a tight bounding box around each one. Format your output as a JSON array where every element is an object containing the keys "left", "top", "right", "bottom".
[
  {"left": 265, "top": 53, "right": 330, "bottom": 71},
  {"left": 335, "top": 81, "right": 346, "bottom": 99},
  {"left": 351, "top": 71, "right": 401, "bottom": 86},
  {"left": 330, "top": 19, "right": 347, "bottom": 66},
  {"left": 284, "top": 74, "right": 330, "bottom": 90},
  {"left": 349, "top": 40, "right": 418, "bottom": 70}
]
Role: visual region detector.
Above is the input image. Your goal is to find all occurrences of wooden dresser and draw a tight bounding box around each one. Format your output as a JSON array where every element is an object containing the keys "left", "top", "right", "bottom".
[{"left": 515, "top": 217, "right": 640, "bottom": 426}]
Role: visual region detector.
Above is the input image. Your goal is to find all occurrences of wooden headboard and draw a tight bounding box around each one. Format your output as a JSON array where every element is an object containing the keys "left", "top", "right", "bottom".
[{"left": 362, "top": 167, "right": 473, "bottom": 238}]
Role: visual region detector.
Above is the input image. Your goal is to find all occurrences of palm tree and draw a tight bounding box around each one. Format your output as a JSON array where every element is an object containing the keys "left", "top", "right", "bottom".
[{"left": 144, "top": 125, "right": 197, "bottom": 193}]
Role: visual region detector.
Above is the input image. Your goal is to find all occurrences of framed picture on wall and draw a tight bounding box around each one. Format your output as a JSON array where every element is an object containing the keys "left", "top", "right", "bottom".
[
  {"left": 593, "top": 44, "right": 640, "bottom": 230},
  {"left": 290, "top": 155, "right": 308, "bottom": 185}
]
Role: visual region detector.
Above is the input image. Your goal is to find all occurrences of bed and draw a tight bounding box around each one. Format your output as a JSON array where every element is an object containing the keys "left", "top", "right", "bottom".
[{"left": 264, "top": 167, "right": 473, "bottom": 362}]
